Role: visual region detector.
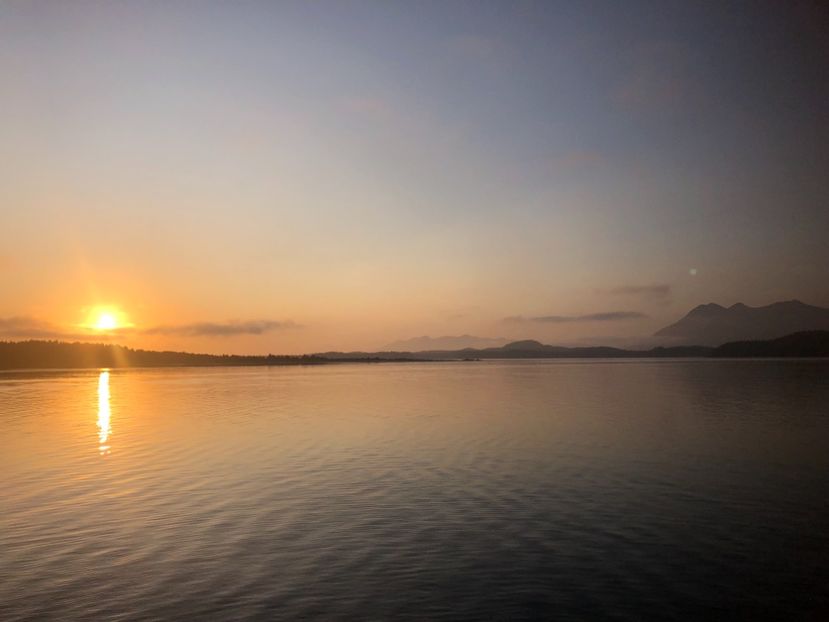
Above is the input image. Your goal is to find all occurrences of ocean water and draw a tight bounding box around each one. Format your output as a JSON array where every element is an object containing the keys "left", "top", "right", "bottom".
[{"left": 1, "top": 360, "right": 828, "bottom": 621}]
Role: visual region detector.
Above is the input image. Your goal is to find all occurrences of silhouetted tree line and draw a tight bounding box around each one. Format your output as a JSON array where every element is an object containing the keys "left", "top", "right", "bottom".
[
  {"left": 1, "top": 331, "right": 826, "bottom": 370},
  {"left": 710, "top": 331, "right": 829, "bottom": 357},
  {"left": 0, "top": 340, "right": 329, "bottom": 370}
]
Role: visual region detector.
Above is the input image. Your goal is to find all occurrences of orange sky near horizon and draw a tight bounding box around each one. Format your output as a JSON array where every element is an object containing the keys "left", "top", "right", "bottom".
[{"left": 2, "top": 3, "right": 827, "bottom": 354}]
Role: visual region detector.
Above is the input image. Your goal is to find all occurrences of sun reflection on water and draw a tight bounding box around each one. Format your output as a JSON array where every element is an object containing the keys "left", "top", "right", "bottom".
[{"left": 97, "top": 370, "right": 111, "bottom": 455}]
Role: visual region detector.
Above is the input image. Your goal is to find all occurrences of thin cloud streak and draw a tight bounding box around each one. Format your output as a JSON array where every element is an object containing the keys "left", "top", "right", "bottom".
[
  {"left": 608, "top": 284, "right": 671, "bottom": 298},
  {"left": 0, "top": 317, "right": 299, "bottom": 340},
  {"left": 505, "top": 311, "right": 647, "bottom": 323},
  {"left": 0, "top": 316, "right": 97, "bottom": 340},
  {"left": 141, "top": 320, "right": 299, "bottom": 337},
  {"left": 0, "top": 316, "right": 66, "bottom": 338}
]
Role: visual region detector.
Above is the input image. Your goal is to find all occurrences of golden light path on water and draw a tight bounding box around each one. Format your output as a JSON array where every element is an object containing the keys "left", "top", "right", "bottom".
[{"left": 97, "top": 370, "right": 111, "bottom": 455}]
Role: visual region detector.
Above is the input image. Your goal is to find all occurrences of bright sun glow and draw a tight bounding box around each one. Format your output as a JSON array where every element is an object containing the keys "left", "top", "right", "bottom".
[
  {"left": 84, "top": 307, "right": 132, "bottom": 331},
  {"left": 95, "top": 312, "right": 118, "bottom": 330}
]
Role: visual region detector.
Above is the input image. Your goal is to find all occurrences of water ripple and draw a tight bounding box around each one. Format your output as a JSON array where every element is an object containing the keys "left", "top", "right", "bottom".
[{"left": 1, "top": 361, "right": 828, "bottom": 620}]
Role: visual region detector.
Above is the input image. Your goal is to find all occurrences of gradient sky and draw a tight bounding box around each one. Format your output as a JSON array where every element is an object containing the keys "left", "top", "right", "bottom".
[{"left": 2, "top": 1, "right": 828, "bottom": 353}]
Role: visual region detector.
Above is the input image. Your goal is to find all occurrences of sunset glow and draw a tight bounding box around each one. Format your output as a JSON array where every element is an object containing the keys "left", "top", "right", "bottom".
[
  {"left": 0, "top": 1, "right": 826, "bottom": 356},
  {"left": 84, "top": 308, "right": 131, "bottom": 332},
  {"left": 95, "top": 313, "right": 118, "bottom": 331},
  {"left": 2, "top": 3, "right": 829, "bottom": 620}
]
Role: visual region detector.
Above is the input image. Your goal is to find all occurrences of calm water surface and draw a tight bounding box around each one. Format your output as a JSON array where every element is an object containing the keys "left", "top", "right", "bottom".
[{"left": 1, "top": 360, "right": 828, "bottom": 620}]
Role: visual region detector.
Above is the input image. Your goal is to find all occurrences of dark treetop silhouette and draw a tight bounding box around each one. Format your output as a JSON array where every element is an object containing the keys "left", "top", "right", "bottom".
[{"left": 2, "top": 331, "right": 827, "bottom": 370}]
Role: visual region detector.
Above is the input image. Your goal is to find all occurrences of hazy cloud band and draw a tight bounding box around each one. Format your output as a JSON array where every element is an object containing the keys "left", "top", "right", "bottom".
[
  {"left": 0, "top": 316, "right": 78, "bottom": 339},
  {"left": 608, "top": 284, "right": 670, "bottom": 297},
  {"left": 505, "top": 311, "right": 647, "bottom": 323},
  {"left": 0, "top": 317, "right": 299, "bottom": 339},
  {"left": 141, "top": 320, "right": 299, "bottom": 337}
]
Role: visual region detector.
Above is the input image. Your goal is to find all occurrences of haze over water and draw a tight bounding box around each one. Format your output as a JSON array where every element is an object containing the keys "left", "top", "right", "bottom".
[{"left": 2, "top": 360, "right": 828, "bottom": 620}]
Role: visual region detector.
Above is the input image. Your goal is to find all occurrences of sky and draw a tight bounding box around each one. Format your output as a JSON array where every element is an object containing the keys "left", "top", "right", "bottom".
[{"left": 1, "top": 1, "right": 828, "bottom": 354}]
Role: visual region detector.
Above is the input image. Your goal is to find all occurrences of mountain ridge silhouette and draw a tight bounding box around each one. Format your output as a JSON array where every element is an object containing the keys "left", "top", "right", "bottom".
[{"left": 655, "top": 300, "right": 829, "bottom": 345}]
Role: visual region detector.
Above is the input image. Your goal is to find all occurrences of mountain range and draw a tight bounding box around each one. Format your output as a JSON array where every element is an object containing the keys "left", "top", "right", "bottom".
[
  {"left": 654, "top": 300, "right": 829, "bottom": 345},
  {"left": 383, "top": 335, "right": 508, "bottom": 351},
  {"left": 315, "top": 341, "right": 713, "bottom": 361},
  {"left": 2, "top": 300, "right": 828, "bottom": 369},
  {"left": 2, "top": 331, "right": 828, "bottom": 370}
]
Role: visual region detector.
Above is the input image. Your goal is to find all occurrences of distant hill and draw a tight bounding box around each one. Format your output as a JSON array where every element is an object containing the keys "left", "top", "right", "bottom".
[
  {"left": 3, "top": 331, "right": 826, "bottom": 371},
  {"left": 655, "top": 300, "right": 829, "bottom": 345},
  {"left": 316, "top": 342, "right": 712, "bottom": 360},
  {"left": 383, "top": 334, "right": 508, "bottom": 351},
  {"left": 712, "top": 331, "right": 829, "bottom": 358}
]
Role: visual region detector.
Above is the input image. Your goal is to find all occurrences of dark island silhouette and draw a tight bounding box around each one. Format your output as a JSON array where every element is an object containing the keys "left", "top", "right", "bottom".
[
  {"left": 2, "top": 331, "right": 827, "bottom": 370},
  {"left": 316, "top": 331, "right": 828, "bottom": 361},
  {"left": 710, "top": 330, "right": 829, "bottom": 358},
  {"left": 654, "top": 300, "right": 829, "bottom": 345},
  {"left": 314, "top": 340, "right": 712, "bottom": 361}
]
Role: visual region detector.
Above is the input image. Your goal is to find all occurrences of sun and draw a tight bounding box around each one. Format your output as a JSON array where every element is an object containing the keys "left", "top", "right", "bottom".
[
  {"left": 94, "top": 312, "right": 119, "bottom": 331},
  {"left": 83, "top": 306, "right": 132, "bottom": 332}
]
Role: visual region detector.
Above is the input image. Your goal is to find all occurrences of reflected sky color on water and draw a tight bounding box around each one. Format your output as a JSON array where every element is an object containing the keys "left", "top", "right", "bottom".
[{"left": 1, "top": 361, "right": 828, "bottom": 620}]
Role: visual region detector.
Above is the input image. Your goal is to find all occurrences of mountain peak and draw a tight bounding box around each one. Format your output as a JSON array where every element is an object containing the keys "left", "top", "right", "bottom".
[
  {"left": 383, "top": 334, "right": 508, "bottom": 351},
  {"left": 501, "top": 339, "right": 547, "bottom": 351},
  {"left": 655, "top": 299, "right": 829, "bottom": 345},
  {"left": 688, "top": 303, "right": 726, "bottom": 316}
]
